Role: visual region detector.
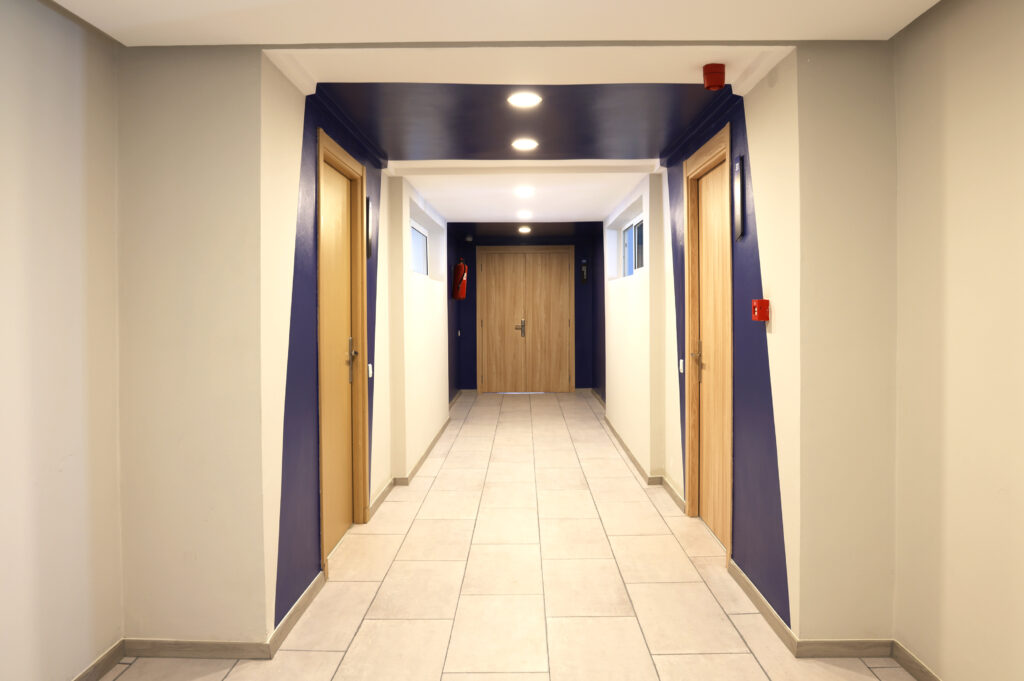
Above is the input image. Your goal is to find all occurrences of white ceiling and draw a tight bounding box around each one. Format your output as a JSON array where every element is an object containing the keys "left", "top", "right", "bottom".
[
  {"left": 266, "top": 45, "right": 794, "bottom": 96},
  {"left": 59, "top": 0, "right": 940, "bottom": 46},
  {"left": 395, "top": 161, "right": 658, "bottom": 223}
]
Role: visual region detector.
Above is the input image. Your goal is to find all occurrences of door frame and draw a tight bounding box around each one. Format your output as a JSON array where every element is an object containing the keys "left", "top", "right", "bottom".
[
  {"left": 316, "top": 128, "right": 370, "bottom": 574},
  {"left": 475, "top": 245, "right": 575, "bottom": 392},
  {"left": 682, "top": 124, "right": 733, "bottom": 553}
]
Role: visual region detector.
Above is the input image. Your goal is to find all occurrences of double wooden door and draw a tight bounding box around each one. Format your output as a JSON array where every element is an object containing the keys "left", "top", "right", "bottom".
[{"left": 477, "top": 246, "right": 574, "bottom": 393}]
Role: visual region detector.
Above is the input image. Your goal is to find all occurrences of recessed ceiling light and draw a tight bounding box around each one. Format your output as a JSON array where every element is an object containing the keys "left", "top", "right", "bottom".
[
  {"left": 511, "top": 138, "right": 539, "bottom": 152},
  {"left": 514, "top": 185, "right": 535, "bottom": 198},
  {"left": 518, "top": 226, "right": 532, "bottom": 234},
  {"left": 516, "top": 209, "right": 533, "bottom": 220},
  {"left": 508, "top": 91, "right": 542, "bottom": 108}
]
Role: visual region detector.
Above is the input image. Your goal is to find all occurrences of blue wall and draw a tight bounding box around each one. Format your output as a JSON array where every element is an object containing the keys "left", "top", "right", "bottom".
[
  {"left": 274, "top": 94, "right": 384, "bottom": 626},
  {"left": 664, "top": 93, "right": 791, "bottom": 626},
  {"left": 446, "top": 223, "right": 605, "bottom": 399}
]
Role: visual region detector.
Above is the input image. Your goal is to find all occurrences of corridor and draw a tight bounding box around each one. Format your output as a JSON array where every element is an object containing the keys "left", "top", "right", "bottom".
[{"left": 105, "top": 392, "right": 910, "bottom": 681}]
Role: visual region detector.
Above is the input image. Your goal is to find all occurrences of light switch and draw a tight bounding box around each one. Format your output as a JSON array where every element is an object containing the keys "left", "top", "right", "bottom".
[
  {"left": 368, "top": 363, "right": 374, "bottom": 378},
  {"left": 679, "top": 359, "right": 685, "bottom": 374}
]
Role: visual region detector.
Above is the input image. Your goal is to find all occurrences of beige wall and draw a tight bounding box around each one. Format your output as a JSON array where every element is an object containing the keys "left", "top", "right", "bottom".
[
  {"left": 369, "top": 177, "right": 395, "bottom": 504},
  {"left": 0, "top": 0, "right": 124, "bottom": 678},
  {"left": 118, "top": 46, "right": 270, "bottom": 642},
  {"left": 743, "top": 48, "right": 804, "bottom": 632},
  {"left": 258, "top": 53, "right": 305, "bottom": 635},
  {"left": 892, "top": 0, "right": 1024, "bottom": 678}
]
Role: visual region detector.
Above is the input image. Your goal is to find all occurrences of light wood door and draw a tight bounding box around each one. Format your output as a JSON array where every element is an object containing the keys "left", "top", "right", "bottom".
[
  {"left": 525, "top": 251, "right": 573, "bottom": 392},
  {"left": 477, "top": 246, "right": 574, "bottom": 393},
  {"left": 696, "top": 159, "right": 732, "bottom": 550},
  {"left": 319, "top": 162, "right": 354, "bottom": 560}
]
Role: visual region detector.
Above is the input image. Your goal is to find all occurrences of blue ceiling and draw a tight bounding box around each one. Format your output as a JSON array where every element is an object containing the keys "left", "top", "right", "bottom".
[{"left": 316, "top": 83, "right": 727, "bottom": 164}]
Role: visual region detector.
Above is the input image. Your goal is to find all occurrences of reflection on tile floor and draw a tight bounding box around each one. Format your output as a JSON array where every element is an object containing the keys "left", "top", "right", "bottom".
[{"left": 108, "top": 391, "right": 909, "bottom": 681}]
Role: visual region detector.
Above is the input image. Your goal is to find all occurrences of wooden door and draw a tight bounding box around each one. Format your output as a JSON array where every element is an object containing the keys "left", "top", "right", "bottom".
[
  {"left": 319, "top": 161, "right": 354, "bottom": 559},
  {"left": 478, "top": 251, "right": 527, "bottom": 392},
  {"left": 683, "top": 125, "right": 733, "bottom": 554},
  {"left": 477, "top": 246, "right": 574, "bottom": 393},
  {"left": 317, "top": 129, "right": 371, "bottom": 575},
  {"left": 525, "top": 250, "right": 573, "bottom": 392}
]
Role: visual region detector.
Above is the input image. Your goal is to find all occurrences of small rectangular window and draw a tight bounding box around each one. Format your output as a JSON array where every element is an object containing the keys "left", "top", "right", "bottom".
[
  {"left": 622, "top": 218, "right": 644, "bottom": 276},
  {"left": 411, "top": 224, "right": 428, "bottom": 275}
]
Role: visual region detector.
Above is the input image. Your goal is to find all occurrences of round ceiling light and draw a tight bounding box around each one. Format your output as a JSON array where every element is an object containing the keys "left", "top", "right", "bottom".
[
  {"left": 518, "top": 225, "right": 532, "bottom": 234},
  {"left": 508, "top": 91, "right": 542, "bottom": 108},
  {"left": 514, "top": 185, "right": 535, "bottom": 198},
  {"left": 511, "top": 138, "right": 539, "bottom": 152},
  {"left": 516, "top": 209, "right": 533, "bottom": 220}
]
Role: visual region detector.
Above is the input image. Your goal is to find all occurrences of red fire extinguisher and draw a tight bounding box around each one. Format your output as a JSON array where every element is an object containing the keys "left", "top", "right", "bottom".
[{"left": 452, "top": 258, "right": 468, "bottom": 300}]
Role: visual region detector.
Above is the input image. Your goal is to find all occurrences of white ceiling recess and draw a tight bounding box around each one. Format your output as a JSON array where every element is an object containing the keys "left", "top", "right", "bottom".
[
  {"left": 392, "top": 160, "right": 659, "bottom": 223},
  {"left": 265, "top": 45, "right": 794, "bottom": 96},
  {"left": 57, "top": 0, "right": 940, "bottom": 47}
]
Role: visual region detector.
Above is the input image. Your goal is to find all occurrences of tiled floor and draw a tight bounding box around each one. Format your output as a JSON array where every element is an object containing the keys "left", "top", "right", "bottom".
[{"left": 107, "top": 391, "right": 910, "bottom": 681}]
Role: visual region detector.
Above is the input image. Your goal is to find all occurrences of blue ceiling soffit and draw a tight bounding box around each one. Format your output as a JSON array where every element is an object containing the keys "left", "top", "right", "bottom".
[{"left": 315, "top": 83, "right": 723, "bottom": 162}]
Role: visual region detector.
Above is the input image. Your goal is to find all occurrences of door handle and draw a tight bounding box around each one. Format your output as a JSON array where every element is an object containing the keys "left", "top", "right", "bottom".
[
  {"left": 514, "top": 319, "right": 526, "bottom": 337},
  {"left": 348, "top": 336, "right": 356, "bottom": 384}
]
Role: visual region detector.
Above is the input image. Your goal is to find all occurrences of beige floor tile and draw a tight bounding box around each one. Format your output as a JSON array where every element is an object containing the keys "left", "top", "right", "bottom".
[
  {"left": 367, "top": 560, "right": 465, "bottom": 619},
  {"left": 385, "top": 475, "right": 435, "bottom": 503},
  {"left": 653, "top": 653, "right": 768, "bottom": 680},
  {"left": 609, "top": 535, "right": 701, "bottom": 583},
  {"left": 732, "top": 614, "right": 877, "bottom": 681},
  {"left": 543, "top": 558, "right": 632, "bottom": 616},
  {"left": 629, "top": 583, "right": 747, "bottom": 654},
  {"left": 418, "top": 490, "right": 482, "bottom": 520},
  {"left": 481, "top": 482, "right": 538, "bottom": 509},
  {"left": 442, "top": 671, "right": 548, "bottom": 675},
  {"left": 595, "top": 500, "right": 670, "bottom": 535},
  {"left": 645, "top": 485, "right": 685, "bottom": 516},
  {"left": 580, "top": 458, "right": 633, "bottom": 478},
  {"left": 434, "top": 468, "right": 488, "bottom": 492},
  {"left": 452, "top": 436, "right": 496, "bottom": 451},
  {"left": 335, "top": 619, "right": 452, "bottom": 681},
  {"left": 537, "top": 489, "right": 598, "bottom": 518},
  {"left": 535, "top": 467, "right": 588, "bottom": 490},
  {"left": 533, "top": 449, "right": 581, "bottom": 468},
  {"left": 491, "top": 446, "right": 535, "bottom": 464},
  {"left": 486, "top": 461, "right": 536, "bottom": 483},
  {"left": 418, "top": 457, "right": 444, "bottom": 477},
  {"left": 445, "top": 595, "right": 548, "bottom": 673},
  {"left": 473, "top": 507, "right": 540, "bottom": 544},
  {"left": 539, "top": 518, "right": 612, "bottom": 559},
  {"left": 443, "top": 451, "right": 492, "bottom": 469},
  {"left": 348, "top": 501, "right": 419, "bottom": 535},
  {"left": 280, "top": 582, "right": 378, "bottom": 651},
  {"left": 225, "top": 651, "right": 342, "bottom": 681},
  {"left": 533, "top": 437, "right": 575, "bottom": 451},
  {"left": 493, "top": 432, "right": 534, "bottom": 447},
  {"left": 691, "top": 556, "right": 758, "bottom": 613},
  {"left": 398, "top": 518, "right": 475, "bottom": 560},
  {"left": 460, "top": 423, "right": 498, "bottom": 438},
  {"left": 862, "top": 657, "right": 901, "bottom": 668},
  {"left": 586, "top": 477, "right": 650, "bottom": 503},
  {"left": 873, "top": 669, "right": 916, "bottom": 681},
  {"left": 573, "top": 444, "right": 621, "bottom": 461},
  {"left": 116, "top": 658, "right": 236, "bottom": 681},
  {"left": 547, "top": 616, "right": 658, "bottom": 681},
  {"left": 99, "top": 665, "right": 130, "bottom": 681},
  {"left": 462, "top": 544, "right": 543, "bottom": 595},
  {"left": 664, "top": 516, "right": 726, "bottom": 556},
  {"left": 328, "top": 534, "right": 404, "bottom": 581}
]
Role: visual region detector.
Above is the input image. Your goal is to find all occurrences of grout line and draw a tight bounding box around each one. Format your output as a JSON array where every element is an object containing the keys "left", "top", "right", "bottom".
[
  {"left": 531, "top": 394, "right": 553, "bottom": 677},
  {"left": 327, "top": 651, "right": 345, "bottom": 681},
  {"left": 219, "top": 659, "right": 240, "bottom": 681}
]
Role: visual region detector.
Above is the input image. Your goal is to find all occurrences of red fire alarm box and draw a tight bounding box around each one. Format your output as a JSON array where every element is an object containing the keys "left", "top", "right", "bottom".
[{"left": 752, "top": 299, "right": 770, "bottom": 322}]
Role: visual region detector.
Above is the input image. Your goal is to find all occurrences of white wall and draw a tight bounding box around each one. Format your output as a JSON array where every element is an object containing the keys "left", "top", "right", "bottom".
[
  {"left": 118, "top": 47, "right": 270, "bottom": 642},
  {"left": 384, "top": 177, "right": 450, "bottom": 478},
  {"left": 258, "top": 53, "right": 305, "bottom": 635},
  {"left": 604, "top": 184, "right": 652, "bottom": 472},
  {"left": 795, "top": 42, "right": 898, "bottom": 640},
  {"left": 369, "top": 176, "right": 394, "bottom": 503},
  {"left": 744, "top": 49, "right": 804, "bottom": 633},
  {"left": 892, "top": 0, "right": 1024, "bottom": 678},
  {"left": 657, "top": 172, "right": 685, "bottom": 497},
  {"left": 0, "top": 0, "right": 124, "bottom": 677}
]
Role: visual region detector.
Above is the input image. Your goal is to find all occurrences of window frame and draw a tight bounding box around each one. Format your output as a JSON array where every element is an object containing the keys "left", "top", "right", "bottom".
[
  {"left": 410, "top": 221, "right": 429, "bottom": 276},
  {"left": 621, "top": 217, "right": 644, "bottom": 277}
]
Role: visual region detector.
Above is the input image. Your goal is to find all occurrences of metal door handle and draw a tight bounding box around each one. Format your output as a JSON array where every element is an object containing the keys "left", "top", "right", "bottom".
[{"left": 514, "top": 319, "right": 526, "bottom": 337}]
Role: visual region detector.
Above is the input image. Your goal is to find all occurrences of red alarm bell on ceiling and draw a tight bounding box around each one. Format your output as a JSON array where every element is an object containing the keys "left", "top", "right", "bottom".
[{"left": 703, "top": 63, "right": 726, "bottom": 91}]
